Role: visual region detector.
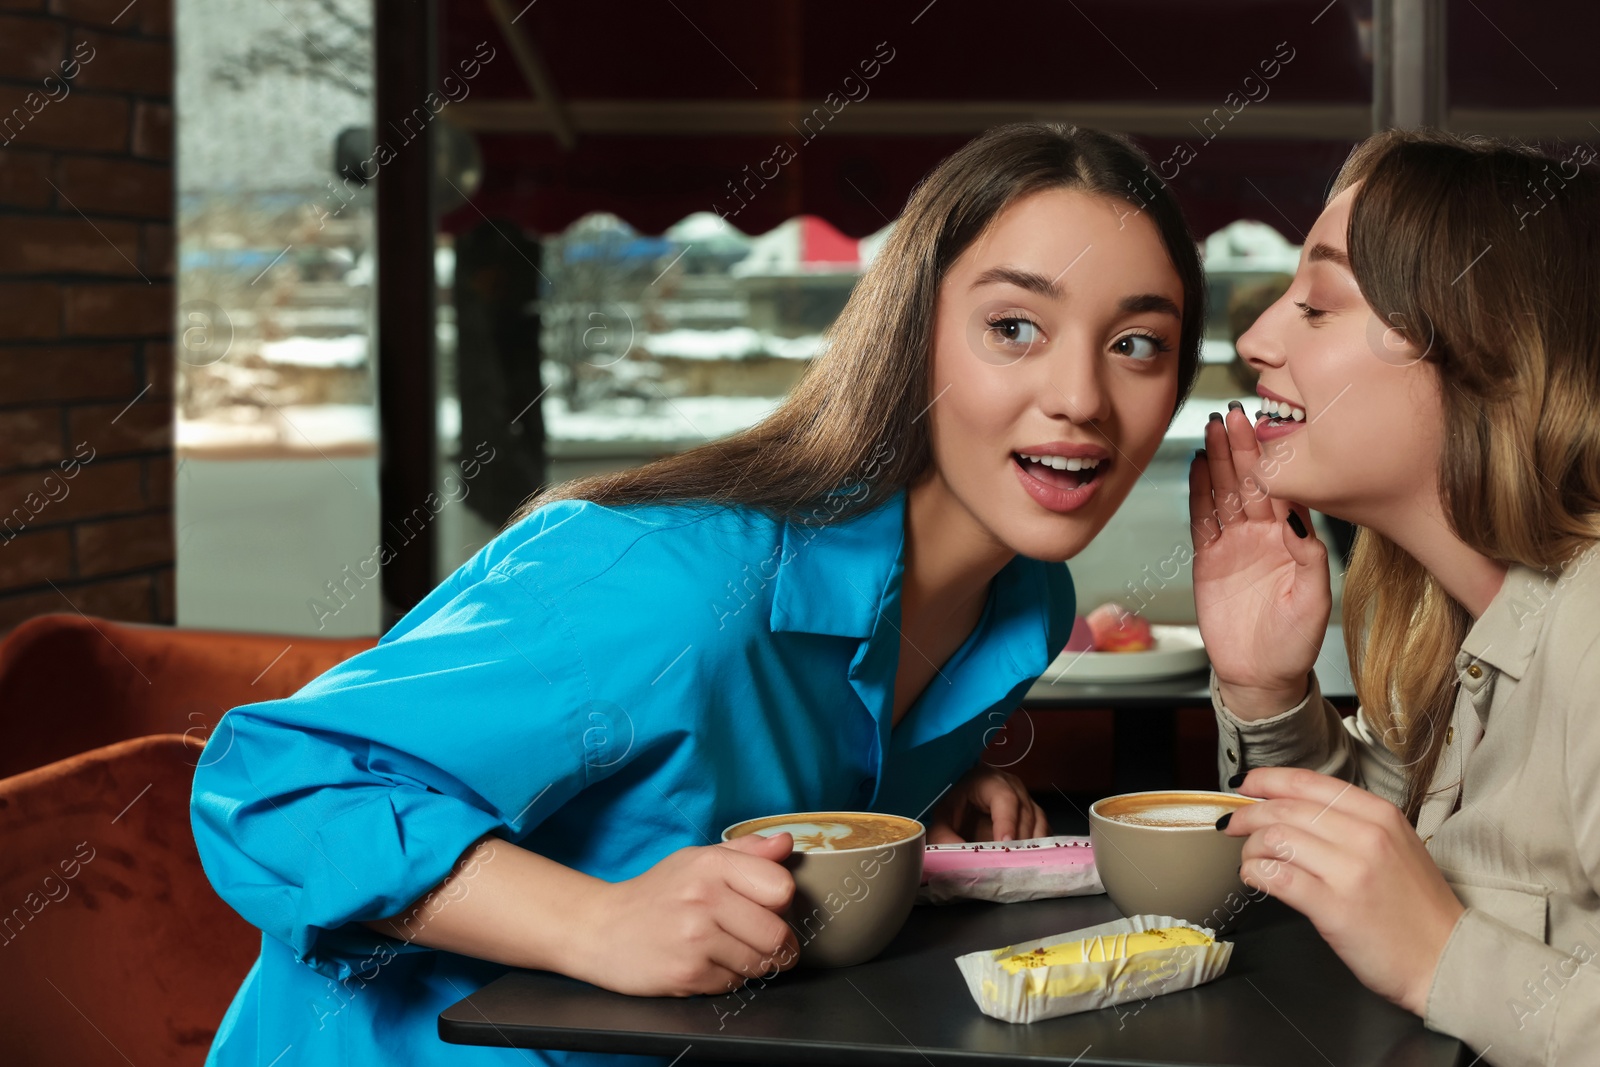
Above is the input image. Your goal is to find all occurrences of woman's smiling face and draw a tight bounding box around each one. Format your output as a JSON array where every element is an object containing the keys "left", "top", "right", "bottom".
[
  {"left": 1235, "top": 184, "right": 1444, "bottom": 521},
  {"left": 922, "top": 187, "right": 1185, "bottom": 562}
]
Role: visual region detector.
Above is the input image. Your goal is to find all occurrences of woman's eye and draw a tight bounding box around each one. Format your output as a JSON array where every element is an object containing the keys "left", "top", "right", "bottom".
[
  {"left": 986, "top": 316, "right": 1043, "bottom": 349},
  {"left": 1112, "top": 333, "right": 1165, "bottom": 361},
  {"left": 1294, "top": 300, "right": 1328, "bottom": 322}
]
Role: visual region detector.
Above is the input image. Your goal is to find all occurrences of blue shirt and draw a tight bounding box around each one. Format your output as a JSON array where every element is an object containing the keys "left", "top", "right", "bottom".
[{"left": 191, "top": 487, "right": 1074, "bottom": 1066}]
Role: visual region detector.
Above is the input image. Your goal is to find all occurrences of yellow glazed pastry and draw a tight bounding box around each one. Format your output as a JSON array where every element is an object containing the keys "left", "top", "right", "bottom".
[
  {"left": 995, "top": 926, "right": 1212, "bottom": 973},
  {"left": 957, "top": 917, "right": 1234, "bottom": 1023}
]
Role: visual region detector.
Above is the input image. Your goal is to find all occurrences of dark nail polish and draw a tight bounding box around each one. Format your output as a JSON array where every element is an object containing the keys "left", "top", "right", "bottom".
[
  {"left": 1214, "top": 812, "right": 1232, "bottom": 831},
  {"left": 1227, "top": 771, "right": 1247, "bottom": 788},
  {"left": 1227, "top": 400, "right": 1244, "bottom": 413},
  {"left": 1209, "top": 411, "right": 1223, "bottom": 424},
  {"left": 1194, "top": 448, "right": 1206, "bottom": 459},
  {"left": 1287, "top": 512, "right": 1308, "bottom": 539}
]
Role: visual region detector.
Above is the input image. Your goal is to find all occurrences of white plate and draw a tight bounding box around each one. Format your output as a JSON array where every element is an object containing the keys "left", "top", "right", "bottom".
[{"left": 1035, "top": 624, "right": 1209, "bottom": 684}]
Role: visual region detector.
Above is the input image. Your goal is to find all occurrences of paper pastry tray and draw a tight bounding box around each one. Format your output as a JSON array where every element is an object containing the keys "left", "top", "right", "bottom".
[{"left": 954, "top": 913, "right": 1232, "bottom": 1024}]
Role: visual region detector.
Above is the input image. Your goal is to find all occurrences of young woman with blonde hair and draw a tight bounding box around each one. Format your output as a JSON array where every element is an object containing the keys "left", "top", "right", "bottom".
[{"left": 1197, "top": 128, "right": 1600, "bottom": 1066}]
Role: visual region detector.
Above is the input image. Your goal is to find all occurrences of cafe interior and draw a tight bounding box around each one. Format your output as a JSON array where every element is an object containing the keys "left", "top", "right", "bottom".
[{"left": 0, "top": 0, "right": 1591, "bottom": 1063}]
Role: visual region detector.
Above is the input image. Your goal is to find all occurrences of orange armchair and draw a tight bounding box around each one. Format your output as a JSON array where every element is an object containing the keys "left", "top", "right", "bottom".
[
  {"left": 0, "top": 616, "right": 380, "bottom": 1065},
  {"left": 0, "top": 734, "right": 261, "bottom": 1066},
  {"left": 0, "top": 613, "right": 376, "bottom": 781}
]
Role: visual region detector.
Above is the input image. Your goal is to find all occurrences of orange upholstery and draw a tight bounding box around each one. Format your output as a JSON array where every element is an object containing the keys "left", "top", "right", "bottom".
[
  {"left": 0, "top": 734, "right": 261, "bottom": 1066},
  {"left": 0, "top": 613, "right": 376, "bottom": 781}
]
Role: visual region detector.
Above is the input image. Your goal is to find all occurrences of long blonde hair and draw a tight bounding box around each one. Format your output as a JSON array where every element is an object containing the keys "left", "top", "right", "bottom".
[
  {"left": 1333, "top": 129, "right": 1600, "bottom": 819},
  {"left": 507, "top": 123, "right": 1206, "bottom": 528}
]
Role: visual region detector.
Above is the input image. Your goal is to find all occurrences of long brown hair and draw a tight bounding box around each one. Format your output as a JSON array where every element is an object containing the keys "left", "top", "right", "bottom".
[
  {"left": 507, "top": 123, "right": 1206, "bottom": 527},
  {"left": 1333, "top": 129, "right": 1600, "bottom": 819}
]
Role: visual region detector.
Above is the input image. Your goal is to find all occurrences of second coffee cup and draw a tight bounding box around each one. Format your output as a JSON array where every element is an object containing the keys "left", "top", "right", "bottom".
[{"left": 1089, "top": 790, "right": 1257, "bottom": 930}]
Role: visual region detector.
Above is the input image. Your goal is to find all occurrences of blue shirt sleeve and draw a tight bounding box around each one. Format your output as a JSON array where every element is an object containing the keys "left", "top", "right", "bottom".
[{"left": 190, "top": 565, "right": 597, "bottom": 982}]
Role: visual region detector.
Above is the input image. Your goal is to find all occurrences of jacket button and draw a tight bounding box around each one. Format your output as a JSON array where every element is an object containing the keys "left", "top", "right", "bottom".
[
  {"left": 1466, "top": 664, "right": 1483, "bottom": 679},
  {"left": 1446, "top": 726, "right": 1454, "bottom": 745},
  {"left": 1226, "top": 747, "right": 1237, "bottom": 764}
]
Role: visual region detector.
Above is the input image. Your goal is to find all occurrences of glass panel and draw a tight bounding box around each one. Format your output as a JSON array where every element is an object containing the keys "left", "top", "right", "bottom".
[
  {"left": 436, "top": 208, "right": 881, "bottom": 575},
  {"left": 175, "top": 0, "right": 378, "bottom": 636},
  {"left": 432, "top": 205, "right": 1346, "bottom": 620},
  {"left": 540, "top": 212, "right": 844, "bottom": 476},
  {"left": 430, "top": 0, "right": 1375, "bottom": 622}
]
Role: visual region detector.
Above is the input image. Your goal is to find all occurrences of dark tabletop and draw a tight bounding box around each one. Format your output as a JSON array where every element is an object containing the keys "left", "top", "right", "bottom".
[{"left": 439, "top": 889, "right": 1463, "bottom": 1066}]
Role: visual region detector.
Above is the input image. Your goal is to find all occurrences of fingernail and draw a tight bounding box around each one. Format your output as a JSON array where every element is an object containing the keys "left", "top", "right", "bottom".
[
  {"left": 1194, "top": 448, "right": 1206, "bottom": 459},
  {"left": 1214, "top": 812, "right": 1233, "bottom": 831},
  {"left": 1227, "top": 400, "right": 1244, "bottom": 413},
  {"left": 1208, "top": 411, "right": 1223, "bottom": 423},
  {"left": 1227, "top": 771, "right": 1247, "bottom": 788},
  {"left": 1287, "top": 512, "right": 1308, "bottom": 539},
  {"left": 1000, "top": 833, "right": 1013, "bottom": 842}
]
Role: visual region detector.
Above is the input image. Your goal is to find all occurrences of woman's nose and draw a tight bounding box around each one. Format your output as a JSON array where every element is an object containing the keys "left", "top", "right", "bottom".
[
  {"left": 1043, "top": 347, "right": 1111, "bottom": 425},
  {"left": 1235, "top": 302, "right": 1288, "bottom": 370}
]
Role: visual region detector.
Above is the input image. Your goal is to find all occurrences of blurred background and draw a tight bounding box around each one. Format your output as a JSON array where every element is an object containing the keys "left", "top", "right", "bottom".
[
  {"left": 5, "top": 0, "right": 1589, "bottom": 639},
  {"left": 166, "top": 0, "right": 1579, "bottom": 637}
]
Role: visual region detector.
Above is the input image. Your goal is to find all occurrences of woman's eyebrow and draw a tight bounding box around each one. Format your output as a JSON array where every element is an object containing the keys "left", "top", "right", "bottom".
[
  {"left": 1119, "top": 293, "right": 1181, "bottom": 319},
  {"left": 971, "top": 266, "right": 1180, "bottom": 320},
  {"left": 1307, "top": 241, "right": 1350, "bottom": 268},
  {"left": 970, "top": 265, "right": 1063, "bottom": 300}
]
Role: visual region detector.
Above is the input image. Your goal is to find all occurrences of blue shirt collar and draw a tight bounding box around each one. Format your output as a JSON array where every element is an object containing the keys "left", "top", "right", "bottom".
[
  {"left": 768, "top": 490, "right": 906, "bottom": 640},
  {"left": 768, "top": 487, "right": 1073, "bottom": 752}
]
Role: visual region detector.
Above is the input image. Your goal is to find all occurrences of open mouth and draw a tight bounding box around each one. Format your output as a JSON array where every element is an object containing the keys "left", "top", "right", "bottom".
[
  {"left": 1012, "top": 451, "right": 1107, "bottom": 491},
  {"left": 1256, "top": 398, "right": 1307, "bottom": 427}
]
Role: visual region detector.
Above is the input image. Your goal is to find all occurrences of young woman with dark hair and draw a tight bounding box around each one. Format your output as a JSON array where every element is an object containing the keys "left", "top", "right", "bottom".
[{"left": 192, "top": 122, "right": 1205, "bottom": 1066}]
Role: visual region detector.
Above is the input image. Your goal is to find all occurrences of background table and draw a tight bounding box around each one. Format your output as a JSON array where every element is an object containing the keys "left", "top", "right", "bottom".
[
  {"left": 1024, "top": 624, "right": 1356, "bottom": 708},
  {"left": 1024, "top": 624, "right": 1356, "bottom": 793},
  {"left": 439, "top": 888, "right": 1463, "bottom": 1066}
]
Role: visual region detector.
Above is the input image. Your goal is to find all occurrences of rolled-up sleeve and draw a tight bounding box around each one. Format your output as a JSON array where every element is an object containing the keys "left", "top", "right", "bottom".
[
  {"left": 1212, "top": 667, "right": 1407, "bottom": 806},
  {"left": 190, "top": 565, "right": 597, "bottom": 980}
]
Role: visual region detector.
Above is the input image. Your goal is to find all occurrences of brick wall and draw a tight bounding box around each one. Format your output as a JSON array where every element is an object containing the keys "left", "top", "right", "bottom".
[{"left": 0, "top": 0, "right": 174, "bottom": 632}]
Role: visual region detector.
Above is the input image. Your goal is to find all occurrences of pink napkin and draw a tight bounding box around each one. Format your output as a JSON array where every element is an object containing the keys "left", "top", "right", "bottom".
[{"left": 917, "top": 835, "right": 1103, "bottom": 905}]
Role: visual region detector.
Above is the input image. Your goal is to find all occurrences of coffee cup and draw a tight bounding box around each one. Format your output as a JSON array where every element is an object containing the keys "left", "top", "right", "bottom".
[
  {"left": 1088, "top": 790, "right": 1256, "bottom": 930},
  {"left": 721, "top": 810, "right": 924, "bottom": 968}
]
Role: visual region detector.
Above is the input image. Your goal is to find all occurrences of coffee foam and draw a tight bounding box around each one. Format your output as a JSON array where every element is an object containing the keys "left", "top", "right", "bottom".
[
  {"left": 1103, "top": 803, "right": 1238, "bottom": 828},
  {"left": 729, "top": 813, "right": 920, "bottom": 852},
  {"left": 1095, "top": 792, "right": 1254, "bottom": 829}
]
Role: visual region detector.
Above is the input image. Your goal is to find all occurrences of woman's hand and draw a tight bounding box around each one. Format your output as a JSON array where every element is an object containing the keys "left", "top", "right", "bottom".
[
  {"left": 580, "top": 832, "right": 800, "bottom": 997},
  {"left": 1189, "top": 405, "right": 1332, "bottom": 719},
  {"left": 1223, "top": 767, "right": 1465, "bottom": 1016},
  {"left": 926, "top": 765, "right": 1048, "bottom": 843}
]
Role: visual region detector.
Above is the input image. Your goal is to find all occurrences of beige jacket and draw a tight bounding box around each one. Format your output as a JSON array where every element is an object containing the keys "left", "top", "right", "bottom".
[{"left": 1212, "top": 543, "right": 1600, "bottom": 1067}]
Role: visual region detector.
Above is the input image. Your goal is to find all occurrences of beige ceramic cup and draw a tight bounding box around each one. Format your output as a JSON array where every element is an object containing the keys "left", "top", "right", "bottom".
[
  {"left": 720, "top": 811, "right": 925, "bottom": 968},
  {"left": 1089, "top": 790, "right": 1257, "bottom": 930}
]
